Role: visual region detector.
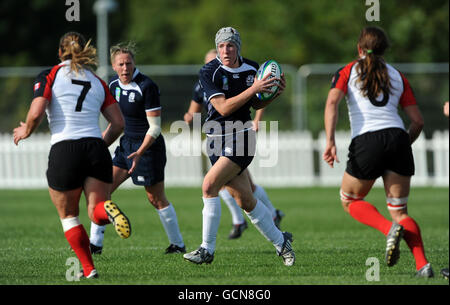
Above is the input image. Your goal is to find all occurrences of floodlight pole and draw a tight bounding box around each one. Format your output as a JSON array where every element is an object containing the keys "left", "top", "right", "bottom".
[
  {"left": 93, "top": 0, "right": 117, "bottom": 80},
  {"left": 94, "top": 0, "right": 117, "bottom": 130}
]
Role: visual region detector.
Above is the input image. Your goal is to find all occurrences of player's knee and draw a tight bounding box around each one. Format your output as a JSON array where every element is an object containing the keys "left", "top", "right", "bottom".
[
  {"left": 340, "top": 189, "right": 364, "bottom": 214},
  {"left": 146, "top": 193, "right": 168, "bottom": 210},
  {"left": 387, "top": 197, "right": 408, "bottom": 222},
  {"left": 202, "top": 179, "right": 220, "bottom": 198}
]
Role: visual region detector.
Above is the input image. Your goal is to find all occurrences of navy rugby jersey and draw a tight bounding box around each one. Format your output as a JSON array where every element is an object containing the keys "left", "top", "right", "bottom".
[
  {"left": 192, "top": 80, "right": 206, "bottom": 107},
  {"left": 199, "top": 57, "right": 259, "bottom": 133},
  {"left": 109, "top": 68, "right": 161, "bottom": 139}
]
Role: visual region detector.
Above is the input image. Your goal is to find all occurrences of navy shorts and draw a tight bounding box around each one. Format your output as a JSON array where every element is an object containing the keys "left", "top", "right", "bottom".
[
  {"left": 47, "top": 137, "right": 113, "bottom": 191},
  {"left": 113, "top": 135, "right": 166, "bottom": 186},
  {"left": 206, "top": 129, "right": 256, "bottom": 175},
  {"left": 346, "top": 128, "right": 415, "bottom": 180}
]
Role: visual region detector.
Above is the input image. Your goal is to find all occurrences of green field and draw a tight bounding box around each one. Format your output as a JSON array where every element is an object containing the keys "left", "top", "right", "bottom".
[{"left": 0, "top": 187, "right": 448, "bottom": 285}]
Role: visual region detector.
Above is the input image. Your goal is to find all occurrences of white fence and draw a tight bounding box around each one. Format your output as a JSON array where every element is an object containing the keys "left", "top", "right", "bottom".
[{"left": 0, "top": 130, "right": 447, "bottom": 189}]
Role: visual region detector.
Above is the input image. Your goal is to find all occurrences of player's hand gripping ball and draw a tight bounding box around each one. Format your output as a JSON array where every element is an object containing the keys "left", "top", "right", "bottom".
[{"left": 255, "top": 60, "right": 282, "bottom": 101}]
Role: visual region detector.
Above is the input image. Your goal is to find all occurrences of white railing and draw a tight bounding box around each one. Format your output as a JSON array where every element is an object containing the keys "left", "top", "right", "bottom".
[{"left": 0, "top": 131, "right": 447, "bottom": 189}]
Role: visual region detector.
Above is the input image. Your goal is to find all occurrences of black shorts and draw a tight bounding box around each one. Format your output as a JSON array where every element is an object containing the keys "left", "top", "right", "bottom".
[
  {"left": 206, "top": 129, "right": 256, "bottom": 175},
  {"left": 346, "top": 128, "right": 415, "bottom": 180},
  {"left": 47, "top": 137, "right": 113, "bottom": 191},
  {"left": 112, "top": 135, "right": 166, "bottom": 186}
]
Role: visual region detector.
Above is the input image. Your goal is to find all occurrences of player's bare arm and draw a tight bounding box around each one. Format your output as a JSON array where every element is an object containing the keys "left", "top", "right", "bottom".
[
  {"left": 403, "top": 104, "right": 424, "bottom": 144},
  {"left": 13, "top": 97, "right": 48, "bottom": 145},
  {"left": 323, "top": 88, "right": 345, "bottom": 168},
  {"left": 211, "top": 73, "right": 279, "bottom": 116},
  {"left": 101, "top": 102, "right": 125, "bottom": 147},
  {"left": 184, "top": 101, "right": 202, "bottom": 124}
]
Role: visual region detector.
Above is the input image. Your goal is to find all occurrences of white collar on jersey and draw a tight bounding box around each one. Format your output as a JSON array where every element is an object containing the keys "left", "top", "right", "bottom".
[
  {"left": 216, "top": 56, "right": 256, "bottom": 73},
  {"left": 116, "top": 68, "right": 143, "bottom": 95},
  {"left": 59, "top": 59, "right": 71, "bottom": 66}
]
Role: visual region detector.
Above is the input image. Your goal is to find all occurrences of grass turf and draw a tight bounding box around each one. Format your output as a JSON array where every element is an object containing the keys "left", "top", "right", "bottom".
[{"left": 0, "top": 187, "right": 448, "bottom": 285}]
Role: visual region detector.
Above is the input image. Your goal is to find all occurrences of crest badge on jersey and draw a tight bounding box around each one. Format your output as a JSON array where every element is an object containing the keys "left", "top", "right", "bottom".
[
  {"left": 246, "top": 75, "right": 254, "bottom": 87},
  {"left": 222, "top": 75, "right": 229, "bottom": 90},
  {"left": 115, "top": 87, "right": 121, "bottom": 101},
  {"left": 129, "top": 92, "right": 135, "bottom": 103}
]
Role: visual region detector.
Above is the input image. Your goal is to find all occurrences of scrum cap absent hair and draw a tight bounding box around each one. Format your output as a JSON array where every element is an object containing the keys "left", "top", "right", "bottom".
[{"left": 215, "top": 27, "right": 241, "bottom": 56}]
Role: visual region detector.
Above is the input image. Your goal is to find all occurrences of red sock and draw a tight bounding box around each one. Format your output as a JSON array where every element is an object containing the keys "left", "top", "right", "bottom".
[
  {"left": 93, "top": 201, "right": 110, "bottom": 225},
  {"left": 348, "top": 200, "right": 392, "bottom": 236},
  {"left": 65, "top": 225, "right": 95, "bottom": 276},
  {"left": 399, "top": 217, "right": 428, "bottom": 270}
]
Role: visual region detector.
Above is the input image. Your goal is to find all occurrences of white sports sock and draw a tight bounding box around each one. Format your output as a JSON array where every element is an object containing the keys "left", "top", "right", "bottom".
[
  {"left": 245, "top": 200, "right": 284, "bottom": 252},
  {"left": 253, "top": 184, "right": 277, "bottom": 219},
  {"left": 157, "top": 203, "right": 184, "bottom": 248},
  {"left": 200, "top": 197, "right": 221, "bottom": 255},
  {"left": 89, "top": 222, "right": 105, "bottom": 247},
  {"left": 219, "top": 189, "right": 245, "bottom": 225},
  {"left": 61, "top": 217, "right": 80, "bottom": 232}
]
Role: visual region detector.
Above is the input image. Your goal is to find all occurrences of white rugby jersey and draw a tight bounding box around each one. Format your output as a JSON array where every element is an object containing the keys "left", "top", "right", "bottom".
[
  {"left": 331, "top": 60, "right": 417, "bottom": 139},
  {"left": 33, "top": 60, "right": 116, "bottom": 144}
]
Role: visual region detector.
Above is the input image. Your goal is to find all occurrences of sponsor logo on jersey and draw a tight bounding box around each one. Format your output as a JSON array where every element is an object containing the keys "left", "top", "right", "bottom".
[{"left": 232, "top": 74, "right": 239, "bottom": 79}]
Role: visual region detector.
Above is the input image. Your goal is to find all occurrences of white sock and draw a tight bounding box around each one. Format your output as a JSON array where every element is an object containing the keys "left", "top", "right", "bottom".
[
  {"left": 61, "top": 217, "right": 80, "bottom": 232},
  {"left": 200, "top": 197, "right": 221, "bottom": 254},
  {"left": 157, "top": 203, "right": 184, "bottom": 248},
  {"left": 245, "top": 200, "right": 284, "bottom": 252},
  {"left": 219, "top": 189, "right": 245, "bottom": 225},
  {"left": 89, "top": 222, "right": 105, "bottom": 247},
  {"left": 253, "top": 184, "right": 277, "bottom": 219}
]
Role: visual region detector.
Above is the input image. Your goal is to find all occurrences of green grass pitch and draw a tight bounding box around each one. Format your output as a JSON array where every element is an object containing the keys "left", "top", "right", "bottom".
[{"left": 0, "top": 187, "right": 448, "bottom": 285}]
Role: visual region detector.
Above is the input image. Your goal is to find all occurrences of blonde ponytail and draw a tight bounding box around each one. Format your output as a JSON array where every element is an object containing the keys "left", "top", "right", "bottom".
[{"left": 59, "top": 32, "right": 98, "bottom": 74}]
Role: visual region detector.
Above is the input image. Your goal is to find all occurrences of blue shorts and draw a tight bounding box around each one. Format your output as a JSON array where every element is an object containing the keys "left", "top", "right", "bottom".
[
  {"left": 113, "top": 135, "right": 166, "bottom": 186},
  {"left": 206, "top": 129, "right": 256, "bottom": 175}
]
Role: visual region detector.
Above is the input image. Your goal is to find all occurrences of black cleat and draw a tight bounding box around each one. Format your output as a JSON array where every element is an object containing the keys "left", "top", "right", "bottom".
[
  {"left": 228, "top": 221, "right": 248, "bottom": 239},
  {"left": 89, "top": 243, "right": 103, "bottom": 255},
  {"left": 273, "top": 210, "right": 285, "bottom": 229},
  {"left": 183, "top": 247, "right": 214, "bottom": 264},
  {"left": 440, "top": 268, "right": 448, "bottom": 280},
  {"left": 277, "top": 231, "right": 295, "bottom": 266},
  {"left": 165, "top": 244, "right": 186, "bottom": 254}
]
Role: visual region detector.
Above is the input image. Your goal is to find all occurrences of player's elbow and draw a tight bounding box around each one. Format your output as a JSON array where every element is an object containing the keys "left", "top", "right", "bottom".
[
  {"left": 414, "top": 117, "right": 424, "bottom": 130},
  {"left": 111, "top": 116, "right": 125, "bottom": 134}
]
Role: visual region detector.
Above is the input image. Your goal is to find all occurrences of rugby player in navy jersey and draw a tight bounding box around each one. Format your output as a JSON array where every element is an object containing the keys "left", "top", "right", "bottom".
[
  {"left": 89, "top": 42, "right": 185, "bottom": 255},
  {"left": 184, "top": 49, "right": 285, "bottom": 240},
  {"left": 183, "top": 27, "right": 295, "bottom": 266}
]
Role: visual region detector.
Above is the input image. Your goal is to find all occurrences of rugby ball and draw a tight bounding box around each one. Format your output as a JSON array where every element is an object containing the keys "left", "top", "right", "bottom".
[{"left": 255, "top": 60, "right": 282, "bottom": 101}]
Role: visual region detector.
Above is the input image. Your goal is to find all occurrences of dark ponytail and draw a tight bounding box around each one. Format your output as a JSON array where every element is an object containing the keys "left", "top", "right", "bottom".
[{"left": 356, "top": 26, "right": 392, "bottom": 100}]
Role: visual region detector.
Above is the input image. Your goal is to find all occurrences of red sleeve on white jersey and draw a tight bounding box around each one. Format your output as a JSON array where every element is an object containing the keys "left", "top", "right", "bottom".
[
  {"left": 93, "top": 74, "right": 117, "bottom": 111},
  {"left": 399, "top": 72, "right": 417, "bottom": 108},
  {"left": 331, "top": 61, "right": 357, "bottom": 94},
  {"left": 33, "top": 64, "right": 63, "bottom": 102}
]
